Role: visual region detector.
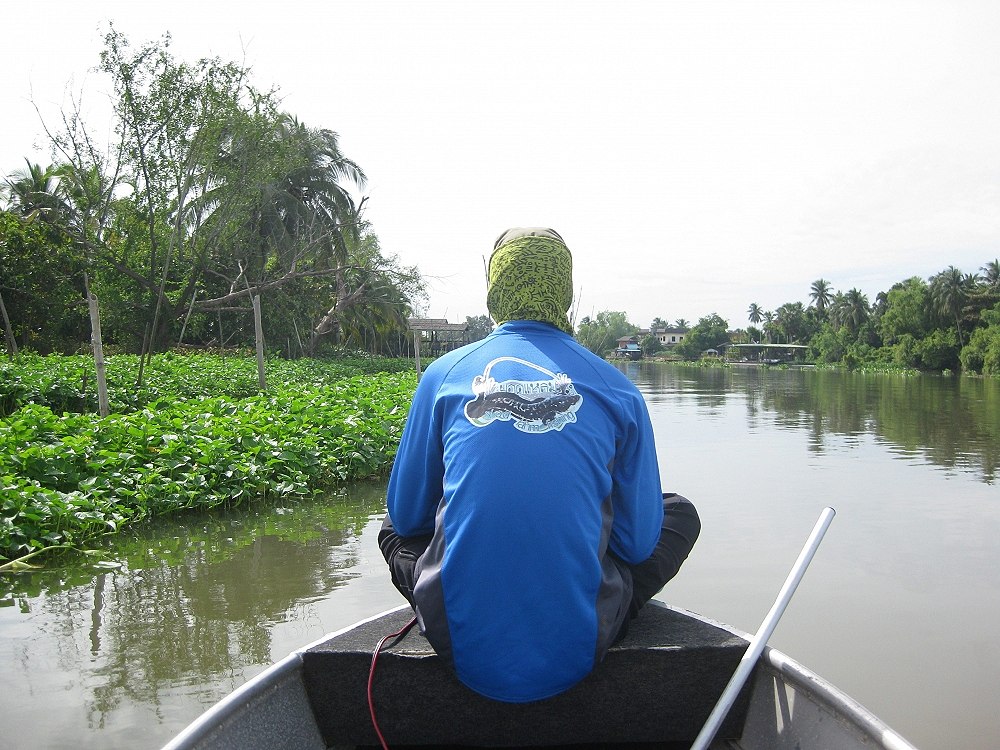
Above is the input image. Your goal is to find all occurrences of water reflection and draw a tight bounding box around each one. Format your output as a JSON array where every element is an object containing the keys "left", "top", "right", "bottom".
[
  {"left": 628, "top": 363, "right": 999, "bottom": 483},
  {"left": 2, "top": 366, "right": 998, "bottom": 750},
  {"left": 623, "top": 362, "right": 1000, "bottom": 750},
  {"left": 0, "top": 482, "right": 387, "bottom": 749}
]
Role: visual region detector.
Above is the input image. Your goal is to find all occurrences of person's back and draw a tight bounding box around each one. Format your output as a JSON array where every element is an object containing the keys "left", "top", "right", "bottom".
[{"left": 380, "top": 227, "right": 699, "bottom": 702}]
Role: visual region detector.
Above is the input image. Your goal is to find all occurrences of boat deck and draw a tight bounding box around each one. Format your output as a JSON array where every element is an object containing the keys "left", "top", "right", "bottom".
[
  {"left": 164, "top": 602, "right": 918, "bottom": 750},
  {"left": 305, "top": 604, "right": 753, "bottom": 748}
]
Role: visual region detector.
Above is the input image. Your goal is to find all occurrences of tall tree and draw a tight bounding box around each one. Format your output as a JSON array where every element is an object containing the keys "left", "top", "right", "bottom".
[
  {"left": 307, "top": 225, "right": 423, "bottom": 352},
  {"left": 575, "top": 310, "right": 636, "bottom": 356},
  {"left": 774, "top": 302, "right": 807, "bottom": 343},
  {"left": 809, "top": 278, "right": 833, "bottom": 318},
  {"left": 838, "top": 288, "right": 871, "bottom": 334},
  {"left": 3, "top": 161, "right": 72, "bottom": 224},
  {"left": 0, "top": 210, "right": 87, "bottom": 352},
  {"left": 929, "top": 266, "right": 976, "bottom": 346},
  {"left": 877, "top": 277, "right": 932, "bottom": 344},
  {"left": 981, "top": 259, "right": 999, "bottom": 288},
  {"left": 464, "top": 315, "right": 494, "bottom": 343},
  {"left": 674, "top": 313, "right": 730, "bottom": 359},
  {"left": 28, "top": 26, "right": 419, "bottom": 354},
  {"left": 762, "top": 310, "right": 775, "bottom": 343}
]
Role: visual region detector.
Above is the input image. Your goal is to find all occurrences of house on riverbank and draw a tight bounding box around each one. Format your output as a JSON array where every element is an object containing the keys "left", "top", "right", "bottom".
[
  {"left": 651, "top": 327, "right": 688, "bottom": 346},
  {"left": 614, "top": 340, "right": 643, "bottom": 359},
  {"left": 614, "top": 327, "right": 690, "bottom": 359}
]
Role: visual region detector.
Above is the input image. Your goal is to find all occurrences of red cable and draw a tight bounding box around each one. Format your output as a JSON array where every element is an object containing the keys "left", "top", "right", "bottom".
[{"left": 367, "top": 616, "right": 418, "bottom": 750}]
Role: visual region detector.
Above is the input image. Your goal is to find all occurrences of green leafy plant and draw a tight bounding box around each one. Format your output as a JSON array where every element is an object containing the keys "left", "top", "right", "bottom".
[{"left": 0, "top": 353, "right": 417, "bottom": 565}]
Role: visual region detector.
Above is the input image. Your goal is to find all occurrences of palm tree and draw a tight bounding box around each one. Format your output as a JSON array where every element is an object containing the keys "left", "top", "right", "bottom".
[
  {"left": 774, "top": 302, "right": 805, "bottom": 343},
  {"left": 839, "top": 289, "right": 870, "bottom": 334},
  {"left": 809, "top": 279, "right": 833, "bottom": 319},
  {"left": 335, "top": 269, "right": 412, "bottom": 354},
  {"left": 746, "top": 304, "right": 763, "bottom": 343},
  {"left": 930, "top": 266, "right": 976, "bottom": 345},
  {"left": 762, "top": 311, "right": 775, "bottom": 343},
  {"left": 673, "top": 318, "right": 689, "bottom": 330},
  {"left": 3, "top": 161, "right": 72, "bottom": 224},
  {"left": 243, "top": 115, "right": 367, "bottom": 277},
  {"left": 874, "top": 291, "right": 889, "bottom": 316},
  {"left": 982, "top": 259, "right": 1000, "bottom": 288}
]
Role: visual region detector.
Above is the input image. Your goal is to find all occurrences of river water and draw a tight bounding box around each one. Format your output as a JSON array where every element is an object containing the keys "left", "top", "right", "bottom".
[{"left": 1, "top": 364, "right": 998, "bottom": 749}]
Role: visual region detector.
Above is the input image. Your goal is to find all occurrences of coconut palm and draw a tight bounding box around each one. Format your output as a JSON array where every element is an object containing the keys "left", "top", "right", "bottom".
[
  {"left": 335, "top": 269, "right": 412, "bottom": 354},
  {"left": 930, "top": 266, "right": 977, "bottom": 346},
  {"left": 774, "top": 302, "right": 806, "bottom": 343},
  {"left": 826, "top": 292, "right": 843, "bottom": 328},
  {"left": 3, "top": 161, "right": 72, "bottom": 224},
  {"left": 809, "top": 279, "right": 833, "bottom": 318},
  {"left": 982, "top": 259, "right": 1000, "bottom": 288},
  {"left": 746, "top": 304, "right": 763, "bottom": 343},
  {"left": 673, "top": 318, "right": 689, "bottom": 330},
  {"left": 238, "top": 115, "right": 366, "bottom": 278},
  {"left": 762, "top": 310, "right": 775, "bottom": 343},
  {"left": 839, "top": 288, "right": 870, "bottom": 334}
]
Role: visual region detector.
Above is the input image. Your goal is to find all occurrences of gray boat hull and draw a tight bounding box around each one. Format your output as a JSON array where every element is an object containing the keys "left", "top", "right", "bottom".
[{"left": 162, "top": 601, "right": 917, "bottom": 749}]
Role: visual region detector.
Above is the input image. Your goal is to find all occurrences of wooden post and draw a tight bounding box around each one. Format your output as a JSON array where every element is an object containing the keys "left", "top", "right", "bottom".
[
  {"left": 0, "top": 289, "right": 16, "bottom": 357},
  {"left": 413, "top": 330, "right": 422, "bottom": 380},
  {"left": 88, "top": 293, "right": 110, "bottom": 417},
  {"left": 178, "top": 289, "right": 198, "bottom": 346},
  {"left": 292, "top": 317, "right": 305, "bottom": 358},
  {"left": 136, "top": 322, "right": 150, "bottom": 388},
  {"left": 253, "top": 294, "right": 266, "bottom": 390}
]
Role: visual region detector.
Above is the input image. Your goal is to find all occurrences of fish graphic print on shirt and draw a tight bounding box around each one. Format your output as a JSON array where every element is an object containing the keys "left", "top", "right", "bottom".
[{"left": 463, "top": 356, "right": 583, "bottom": 433}]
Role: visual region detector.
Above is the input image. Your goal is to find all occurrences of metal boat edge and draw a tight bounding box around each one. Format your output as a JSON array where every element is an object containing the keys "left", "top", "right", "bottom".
[{"left": 162, "top": 602, "right": 919, "bottom": 750}]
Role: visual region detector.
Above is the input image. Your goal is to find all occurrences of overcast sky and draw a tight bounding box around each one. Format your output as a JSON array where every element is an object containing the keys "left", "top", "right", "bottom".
[{"left": 4, "top": 1, "right": 999, "bottom": 330}]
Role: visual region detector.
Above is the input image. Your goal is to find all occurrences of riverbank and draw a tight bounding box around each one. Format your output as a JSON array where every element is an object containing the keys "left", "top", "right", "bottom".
[
  {"left": 636, "top": 352, "right": 923, "bottom": 376},
  {"left": 0, "top": 352, "right": 418, "bottom": 567}
]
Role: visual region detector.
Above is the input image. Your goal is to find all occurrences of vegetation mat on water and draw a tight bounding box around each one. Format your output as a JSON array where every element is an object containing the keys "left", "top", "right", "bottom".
[
  {"left": 0, "top": 353, "right": 417, "bottom": 566},
  {"left": 0, "top": 350, "right": 415, "bottom": 417}
]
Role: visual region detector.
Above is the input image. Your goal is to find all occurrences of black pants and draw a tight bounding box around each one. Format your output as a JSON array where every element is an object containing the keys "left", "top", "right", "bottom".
[{"left": 378, "top": 493, "right": 700, "bottom": 619}]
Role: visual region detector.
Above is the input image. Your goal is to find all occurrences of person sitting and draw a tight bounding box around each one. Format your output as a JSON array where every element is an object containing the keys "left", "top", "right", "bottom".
[{"left": 379, "top": 226, "right": 700, "bottom": 702}]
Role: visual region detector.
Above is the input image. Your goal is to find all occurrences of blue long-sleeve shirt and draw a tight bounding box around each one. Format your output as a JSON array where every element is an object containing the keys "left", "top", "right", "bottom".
[{"left": 386, "top": 320, "right": 664, "bottom": 702}]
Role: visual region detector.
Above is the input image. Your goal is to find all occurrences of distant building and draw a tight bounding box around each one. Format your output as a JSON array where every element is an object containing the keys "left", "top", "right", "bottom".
[
  {"left": 614, "top": 339, "right": 644, "bottom": 360},
  {"left": 407, "top": 318, "right": 469, "bottom": 355},
  {"left": 634, "top": 327, "right": 689, "bottom": 347}
]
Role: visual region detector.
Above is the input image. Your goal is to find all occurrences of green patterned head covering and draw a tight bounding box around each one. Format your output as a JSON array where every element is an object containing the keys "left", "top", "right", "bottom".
[{"left": 486, "top": 227, "right": 574, "bottom": 334}]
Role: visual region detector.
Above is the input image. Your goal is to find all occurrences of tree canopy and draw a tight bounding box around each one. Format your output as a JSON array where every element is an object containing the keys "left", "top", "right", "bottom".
[
  {"left": 575, "top": 311, "right": 637, "bottom": 356},
  {"left": 2, "top": 27, "right": 423, "bottom": 357}
]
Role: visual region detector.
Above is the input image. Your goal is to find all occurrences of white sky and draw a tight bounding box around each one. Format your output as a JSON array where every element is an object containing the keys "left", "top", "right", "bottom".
[{"left": 3, "top": 1, "right": 999, "bottom": 330}]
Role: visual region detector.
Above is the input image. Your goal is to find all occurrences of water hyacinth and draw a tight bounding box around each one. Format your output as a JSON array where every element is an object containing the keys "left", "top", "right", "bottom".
[{"left": 0, "top": 353, "right": 418, "bottom": 566}]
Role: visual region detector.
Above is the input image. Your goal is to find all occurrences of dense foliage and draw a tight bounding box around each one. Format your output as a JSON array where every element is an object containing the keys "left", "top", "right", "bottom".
[
  {"left": 575, "top": 311, "right": 636, "bottom": 356},
  {"left": 1, "top": 28, "right": 424, "bottom": 358},
  {"left": 0, "top": 352, "right": 417, "bottom": 566},
  {"left": 575, "top": 260, "right": 1000, "bottom": 375}
]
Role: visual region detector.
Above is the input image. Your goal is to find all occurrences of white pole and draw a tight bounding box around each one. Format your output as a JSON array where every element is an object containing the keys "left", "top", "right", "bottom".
[
  {"left": 690, "top": 506, "right": 836, "bottom": 750},
  {"left": 253, "top": 294, "right": 266, "bottom": 390},
  {"left": 88, "top": 293, "right": 110, "bottom": 417},
  {"left": 413, "top": 331, "right": 422, "bottom": 381}
]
